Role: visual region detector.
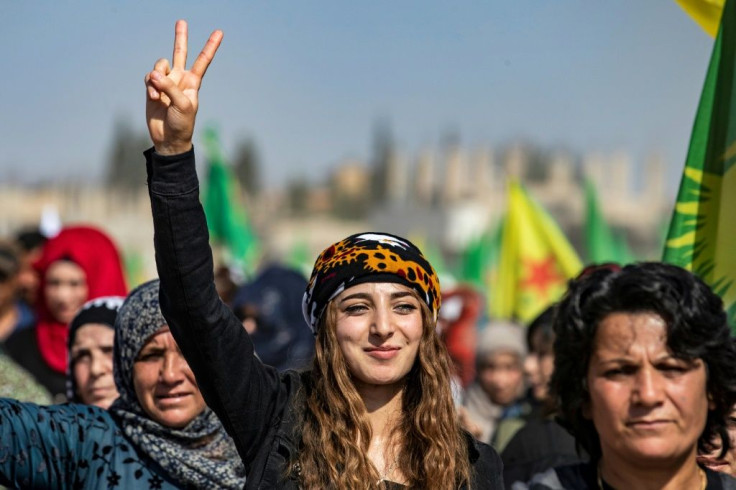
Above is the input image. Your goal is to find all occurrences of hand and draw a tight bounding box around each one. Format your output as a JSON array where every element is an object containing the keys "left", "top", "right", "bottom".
[{"left": 145, "top": 20, "right": 223, "bottom": 155}]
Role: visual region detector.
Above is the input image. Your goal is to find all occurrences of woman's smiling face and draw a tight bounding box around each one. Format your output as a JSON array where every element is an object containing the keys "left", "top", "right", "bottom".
[
  {"left": 333, "top": 282, "right": 424, "bottom": 390},
  {"left": 44, "top": 260, "right": 88, "bottom": 324},
  {"left": 132, "top": 327, "right": 206, "bottom": 428}
]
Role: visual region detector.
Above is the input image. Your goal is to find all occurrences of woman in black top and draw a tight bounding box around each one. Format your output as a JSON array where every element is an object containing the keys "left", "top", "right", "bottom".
[
  {"left": 143, "top": 20, "right": 503, "bottom": 489},
  {"left": 521, "top": 263, "right": 736, "bottom": 489}
]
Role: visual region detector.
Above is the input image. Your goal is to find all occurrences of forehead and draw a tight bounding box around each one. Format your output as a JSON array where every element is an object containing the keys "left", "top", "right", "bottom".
[
  {"left": 46, "top": 260, "right": 86, "bottom": 279},
  {"left": 592, "top": 311, "right": 669, "bottom": 357},
  {"left": 480, "top": 350, "right": 522, "bottom": 366},
  {"left": 72, "top": 323, "right": 114, "bottom": 345},
  {"left": 140, "top": 326, "right": 173, "bottom": 348},
  {"left": 337, "top": 281, "right": 415, "bottom": 299}
]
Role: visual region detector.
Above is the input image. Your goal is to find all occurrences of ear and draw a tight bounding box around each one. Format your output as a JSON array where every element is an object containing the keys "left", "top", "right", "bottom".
[{"left": 707, "top": 392, "right": 716, "bottom": 411}]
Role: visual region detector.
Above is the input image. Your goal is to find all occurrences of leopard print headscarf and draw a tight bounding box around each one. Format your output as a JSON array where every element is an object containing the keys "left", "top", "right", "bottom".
[{"left": 302, "top": 232, "right": 440, "bottom": 334}]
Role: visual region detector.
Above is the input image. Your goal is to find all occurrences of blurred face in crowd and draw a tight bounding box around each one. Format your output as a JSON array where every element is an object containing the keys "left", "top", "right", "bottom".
[
  {"left": 478, "top": 350, "right": 524, "bottom": 406},
  {"left": 17, "top": 246, "right": 42, "bottom": 306},
  {"left": 45, "top": 260, "right": 88, "bottom": 324},
  {"left": 0, "top": 275, "right": 17, "bottom": 312},
  {"left": 698, "top": 407, "right": 736, "bottom": 476},
  {"left": 239, "top": 304, "right": 259, "bottom": 335},
  {"left": 334, "top": 282, "right": 424, "bottom": 390},
  {"left": 524, "top": 329, "right": 555, "bottom": 401},
  {"left": 585, "top": 312, "right": 710, "bottom": 468},
  {"left": 71, "top": 323, "right": 118, "bottom": 408},
  {"left": 133, "top": 327, "right": 206, "bottom": 428}
]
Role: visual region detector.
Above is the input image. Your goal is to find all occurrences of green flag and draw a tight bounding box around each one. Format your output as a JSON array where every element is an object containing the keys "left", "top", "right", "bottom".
[
  {"left": 123, "top": 249, "right": 146, "bottom": 289},
  {"left": 663, "top": 0, "right": 736, "bottom": 328},
  {"left": 285, "top": 238, "right": 312, "bottom": 278},
  {"left": 584, "top": 179, "right": 634, "bottom": 265},
  {"left": 458, "top": 219, "right": 503, "bottom": 291},
  {"left": 202, "top": 127, "right": 260, "bottom": 276},
  {"left": 410, "top": 236, "right": 454, "bottom": 285}
]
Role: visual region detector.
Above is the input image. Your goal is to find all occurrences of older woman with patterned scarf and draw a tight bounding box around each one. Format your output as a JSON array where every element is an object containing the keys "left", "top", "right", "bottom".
[{"left": 0, "top": 279, "right": 246, "bottom": 489}]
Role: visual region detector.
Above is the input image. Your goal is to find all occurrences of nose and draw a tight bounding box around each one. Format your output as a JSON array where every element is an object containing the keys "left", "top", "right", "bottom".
[
  {"left": 632, "top": 368, "right": 664, "bottom": 406},
  {"left": 523, "top": 354, "right": 539, "bottom": 380},
  {"left": 160, "top": 352, "right": 186, "bottom": 385},
  {"left": 89, "top": 351, "right": 111, "bottom": 377},
  {"left": 370, "top": 303, "right": 395, "bottom": 339},
  {"left": 53, "top": 284, "right": 73, "bottom": 304}
]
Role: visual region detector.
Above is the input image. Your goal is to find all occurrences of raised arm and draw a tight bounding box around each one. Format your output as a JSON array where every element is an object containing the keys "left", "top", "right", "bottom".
[{"left": 144, "top": 21, "right": 286, "bottom": 468}]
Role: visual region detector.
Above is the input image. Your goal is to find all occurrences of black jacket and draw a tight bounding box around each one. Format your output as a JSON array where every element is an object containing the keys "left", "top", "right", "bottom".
[
  {"left": 519, "top": 463, "right": 736, "bottom": 489},
  {"left": 146, "top": 148, "right": 504, "bottom": 489},
  {"left": 501, "top": 418, "right": 586, "bottom": 489}
]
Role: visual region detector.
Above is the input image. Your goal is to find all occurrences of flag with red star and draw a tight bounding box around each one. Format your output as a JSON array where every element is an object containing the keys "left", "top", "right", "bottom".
[{"left": 490, "top": 181, "right": 582, "bottom": 322}]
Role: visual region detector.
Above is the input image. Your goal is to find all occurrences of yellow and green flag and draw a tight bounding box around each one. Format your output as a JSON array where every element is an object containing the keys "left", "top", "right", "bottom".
[
  {"left": 490, "top": 181, "right": 582, "bottom": 323},
  {"left": 676, "top": 0, "right": 724, "bottom": 37},
  {"left": 663, "top": 0, "right": 736, "bottom": 328},
  {"left": 202, "top": 126, "right": 260, "bottom": 276},
  {"left": 123, "top": 249, "right": 147, "bottom": 289}
]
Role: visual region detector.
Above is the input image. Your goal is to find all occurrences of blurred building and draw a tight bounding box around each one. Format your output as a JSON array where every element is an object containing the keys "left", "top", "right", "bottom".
[{"left": 0, "top": 142, "right": 673, "bottom": 278}]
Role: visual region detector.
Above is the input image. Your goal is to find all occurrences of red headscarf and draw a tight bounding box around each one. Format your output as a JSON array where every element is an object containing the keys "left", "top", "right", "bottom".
[
  {"left": 438, "top": 286, "right": 482, "bottom": 387},
  {"left": 34, "top": 226, "right": 128, "bottom": 373}
]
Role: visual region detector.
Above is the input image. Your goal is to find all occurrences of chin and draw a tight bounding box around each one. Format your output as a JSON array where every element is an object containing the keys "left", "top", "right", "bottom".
[
  {"left": 93, "top": 398, "right": 116, "bottom": 410},
  {"left": 619, "top": 442, "right": 693, "bottom": 463},
  {"left": 354, "top": 372, "right": 405, "bottom": 388},
  {"left": 156, "top": 414, "right": 195, "bottom": 429}
]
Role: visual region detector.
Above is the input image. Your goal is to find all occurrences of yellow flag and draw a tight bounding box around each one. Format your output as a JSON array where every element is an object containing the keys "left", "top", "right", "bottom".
[
  {"left": 676, "top": 0, "right": 725, "bottom": 37},
  {"left": 490, "top": 181, "right": 582, "bottom": 322}
]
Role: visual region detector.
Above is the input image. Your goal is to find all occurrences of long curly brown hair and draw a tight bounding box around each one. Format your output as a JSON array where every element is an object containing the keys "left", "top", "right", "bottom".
[{"left": 294, "top": 292, "right": 471, "bottom": 489}]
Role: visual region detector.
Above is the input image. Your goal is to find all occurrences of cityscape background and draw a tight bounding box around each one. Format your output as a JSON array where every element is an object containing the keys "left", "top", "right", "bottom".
[{"left": 0, "top": 2, "right": 716, "bottom": 282}]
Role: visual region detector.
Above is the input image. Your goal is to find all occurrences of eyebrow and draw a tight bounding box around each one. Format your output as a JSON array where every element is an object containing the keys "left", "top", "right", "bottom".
[
  {"left": 594, "top": 354, "right": 686, "bottom": 366},
  {"left": 339, "top": 290, "right": 415, "bottom": 303},
  {"left": 137, "top": 346, "right": 166, "bottom": 357}
]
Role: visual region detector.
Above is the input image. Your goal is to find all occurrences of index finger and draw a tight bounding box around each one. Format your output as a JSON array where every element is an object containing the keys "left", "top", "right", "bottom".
[
  {"left": 172, "top": 19, "right": 188, "bottom": 70},
  {"left": 190, "top": 29, "right": 223, "bottom": 79}
]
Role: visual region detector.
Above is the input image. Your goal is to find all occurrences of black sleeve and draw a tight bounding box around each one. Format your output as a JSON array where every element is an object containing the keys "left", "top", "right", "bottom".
[{"left": 145, "top": 147, "right": 285, "bottom": 467}]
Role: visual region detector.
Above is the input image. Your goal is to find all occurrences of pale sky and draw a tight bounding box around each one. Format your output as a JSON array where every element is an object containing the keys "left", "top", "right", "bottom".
[{"left": 0, "top": 1, "right": 714, "bottom": 190}]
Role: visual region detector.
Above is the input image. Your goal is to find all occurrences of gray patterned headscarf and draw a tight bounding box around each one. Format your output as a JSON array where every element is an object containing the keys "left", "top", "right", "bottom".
[{"left": 108, "top": 279, "right": 246, "bottom": 489}]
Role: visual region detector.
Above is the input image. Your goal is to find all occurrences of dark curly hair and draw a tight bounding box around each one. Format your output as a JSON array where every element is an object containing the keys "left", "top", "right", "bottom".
[{"left": 551, "top": 261, "right": 736, "bottom": 461}]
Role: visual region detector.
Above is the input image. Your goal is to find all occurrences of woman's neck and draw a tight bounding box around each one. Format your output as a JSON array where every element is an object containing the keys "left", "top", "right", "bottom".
[
  {"left": 358, "top": 382, "right": 404, "bottom": 445},
  {"left": 357, "top": 382, "right": 406, "bottom": 483},
  {"left": 599, "top": 449, "right": 703, "bottom": 490}
]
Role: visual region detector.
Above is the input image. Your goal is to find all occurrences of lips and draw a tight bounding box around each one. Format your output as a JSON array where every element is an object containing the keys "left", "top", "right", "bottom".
[
  {"left": 626, "top": 419, "right": 672, "bottom": 429},
  {"left": 364, "top": 346, "right": 400, "bottom": 360},
  {"left": 155, "top": 392, "right": 192, "bottom": 405},
  {"left": 90, "top": 386, "right": 115, "bottom": 395}
]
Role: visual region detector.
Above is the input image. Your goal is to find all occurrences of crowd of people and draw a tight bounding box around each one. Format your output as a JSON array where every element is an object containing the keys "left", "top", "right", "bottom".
[{"left": 0, "top": 19, "right": 735, "bottom": 489}]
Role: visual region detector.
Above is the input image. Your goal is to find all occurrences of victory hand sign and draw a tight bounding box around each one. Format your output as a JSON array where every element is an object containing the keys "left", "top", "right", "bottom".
[{"left": 145, "top": 20, "right": 223, "bottom": 155}]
